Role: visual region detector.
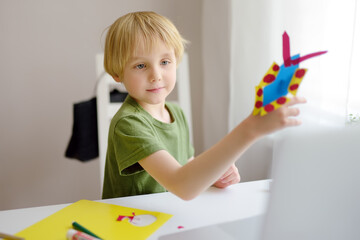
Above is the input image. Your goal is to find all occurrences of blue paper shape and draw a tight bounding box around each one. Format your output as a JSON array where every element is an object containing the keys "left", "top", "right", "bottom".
[{"left": 263, "top": 54, "right": 300, "bottom": 106}]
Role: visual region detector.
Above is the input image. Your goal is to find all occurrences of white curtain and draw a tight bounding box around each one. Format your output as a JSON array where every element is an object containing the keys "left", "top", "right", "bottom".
[
  {"left": 228, "top": 0, "right": 360, "bottom": 180},
  {"left": 348, "top": 0, "right": 360, "bottom": 123},
  {"left": 230, "top": 0, "right": 360, "bottom": 129}
]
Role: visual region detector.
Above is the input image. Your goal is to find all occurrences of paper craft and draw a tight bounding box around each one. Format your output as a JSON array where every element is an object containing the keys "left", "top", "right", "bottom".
[
  {"left": 253, "top": 31, "right": 327, "bottom": 116},
  {"left": 15, "top": 199, "right": 172, "bottom": 239},
  {"left": 117, "top": 212, "right": 157, "bottom": 227}
]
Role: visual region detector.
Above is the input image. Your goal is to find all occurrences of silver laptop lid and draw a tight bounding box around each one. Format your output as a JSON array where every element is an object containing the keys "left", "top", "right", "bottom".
[{"left": 262, "top": 127, "right": 360, "bottom": 240}]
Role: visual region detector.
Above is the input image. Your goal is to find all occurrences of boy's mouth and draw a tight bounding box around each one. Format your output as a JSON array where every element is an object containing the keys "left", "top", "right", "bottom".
[{"left": 146, "top": 87, "right": 164, "bottom": 93}]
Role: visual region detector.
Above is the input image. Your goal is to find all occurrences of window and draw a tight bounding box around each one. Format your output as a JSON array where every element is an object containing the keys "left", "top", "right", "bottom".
[{"left": 229, "top": 0, "right": 360, "bottom": 128}]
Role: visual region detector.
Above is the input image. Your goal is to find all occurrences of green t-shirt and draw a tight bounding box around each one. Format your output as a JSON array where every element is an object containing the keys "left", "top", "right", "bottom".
[{"left": 102, "top": 96, "right": 194, "bottom": 199}]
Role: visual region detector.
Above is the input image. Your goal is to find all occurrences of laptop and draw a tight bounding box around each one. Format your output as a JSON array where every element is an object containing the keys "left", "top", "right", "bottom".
[{"left": 159, "top": 127, "right": 360, "bottom": 240}]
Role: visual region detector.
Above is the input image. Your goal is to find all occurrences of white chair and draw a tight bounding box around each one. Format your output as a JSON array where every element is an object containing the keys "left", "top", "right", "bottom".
[{"left": 95, "top": 53, "right": 192, "bottom": 193}]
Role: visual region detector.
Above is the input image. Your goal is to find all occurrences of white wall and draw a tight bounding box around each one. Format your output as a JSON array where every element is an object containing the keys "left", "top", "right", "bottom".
[
  {"left": 202, "top": 1, "right": 272, "bottom": 182},
  {"left": 202, "top": 0, "right": 231, "bottom": 149},
  {"left": 0, "top": 0, "right": 203, "bottom": 210}
]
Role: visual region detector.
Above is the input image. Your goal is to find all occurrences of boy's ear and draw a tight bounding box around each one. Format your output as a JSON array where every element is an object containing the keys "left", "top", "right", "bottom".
[{"left": 113, "top": 76, "right": 121, "bottom": 83}]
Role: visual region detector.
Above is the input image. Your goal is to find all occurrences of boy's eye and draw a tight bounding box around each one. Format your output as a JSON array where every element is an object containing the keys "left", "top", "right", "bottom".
[
  {"left": 161, "top": 60, "right": 170, "bottom": 65},
  {"left": 136, "top": 64, "right": 145, "bottom": 69}
]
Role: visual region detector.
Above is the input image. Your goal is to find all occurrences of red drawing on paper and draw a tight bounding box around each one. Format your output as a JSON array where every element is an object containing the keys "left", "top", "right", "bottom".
[{"left": 117, "top": 212, "right": 157, "bottom": 227}]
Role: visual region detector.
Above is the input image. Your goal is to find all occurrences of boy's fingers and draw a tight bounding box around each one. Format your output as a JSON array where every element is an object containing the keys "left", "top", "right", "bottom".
[
  {"left": 281, "top": 96, "right": 306, "bottom": 119},
  {"left": 220, "top": 172, "right": 233, "bottom": 182},
  {"left": 285, "top": 117, "right": 302, "bottom": 126},
  {"left": 285, "top": 107, "right": 300, "bottom": 117},
  {"left": 221, "top": 173, "right": 240, "bottom": 183},
  {"left": 285, "top": 96, "right": 307, "bottom": 107},
  {"left": 221, "top": 166, "right": 240, "bottom": 183},
  {"left": 220, "top": 165, "right": 237, "bottom": 180}
]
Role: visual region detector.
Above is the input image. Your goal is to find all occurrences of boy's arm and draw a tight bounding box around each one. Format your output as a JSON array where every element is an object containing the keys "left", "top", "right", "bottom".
[{"left": 139, "top": 96, "right": 306, "bottom": 200}]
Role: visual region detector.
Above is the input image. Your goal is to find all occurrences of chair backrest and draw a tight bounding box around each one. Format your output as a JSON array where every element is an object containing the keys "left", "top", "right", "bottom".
[{"left": 95, "top": 53, "right": 192, "bottom": 193}]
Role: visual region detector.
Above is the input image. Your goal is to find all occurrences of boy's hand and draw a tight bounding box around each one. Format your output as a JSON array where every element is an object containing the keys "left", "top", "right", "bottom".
[
  {"left": 246, "top": 96, "right": 307, "bottom": 139},
  {"left": 213, "top": 164, "right": 240, "bottom": 188}
]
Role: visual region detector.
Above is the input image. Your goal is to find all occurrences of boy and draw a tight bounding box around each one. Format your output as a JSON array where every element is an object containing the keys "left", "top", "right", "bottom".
[{"left": 102, "top": 11, "right": 306, "bottom": 200}]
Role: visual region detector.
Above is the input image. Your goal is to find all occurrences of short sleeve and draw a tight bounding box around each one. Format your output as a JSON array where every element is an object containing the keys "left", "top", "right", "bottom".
[
  {"left": 181, "top": 110, "right": 195, "bottom": 159},
  {"left": 167, "top": 102, "right": 194, "bottom": 159},
  {"left": 112, "top": 115, "right": 165, "bottom": 175}
]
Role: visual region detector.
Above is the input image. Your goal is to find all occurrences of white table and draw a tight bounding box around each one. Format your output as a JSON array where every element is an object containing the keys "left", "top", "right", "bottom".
[{"left": 0, "top": 180, "right": 270, "bottom": 239}]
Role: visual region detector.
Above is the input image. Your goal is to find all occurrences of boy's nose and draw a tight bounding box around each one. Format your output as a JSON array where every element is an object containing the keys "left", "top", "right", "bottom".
[{"left": 150, "top": 67, "right": 161, "bottom": 82}]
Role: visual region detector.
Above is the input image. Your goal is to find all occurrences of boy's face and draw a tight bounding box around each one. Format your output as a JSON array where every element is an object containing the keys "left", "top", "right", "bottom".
[{"left": 120, "top": 39, "right": 177, "bottom": 110}]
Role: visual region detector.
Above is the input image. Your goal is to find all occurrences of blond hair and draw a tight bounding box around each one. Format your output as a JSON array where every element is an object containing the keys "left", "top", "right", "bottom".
[{"left": 104, "top": 11, "right": 187, "bottom": 79}]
